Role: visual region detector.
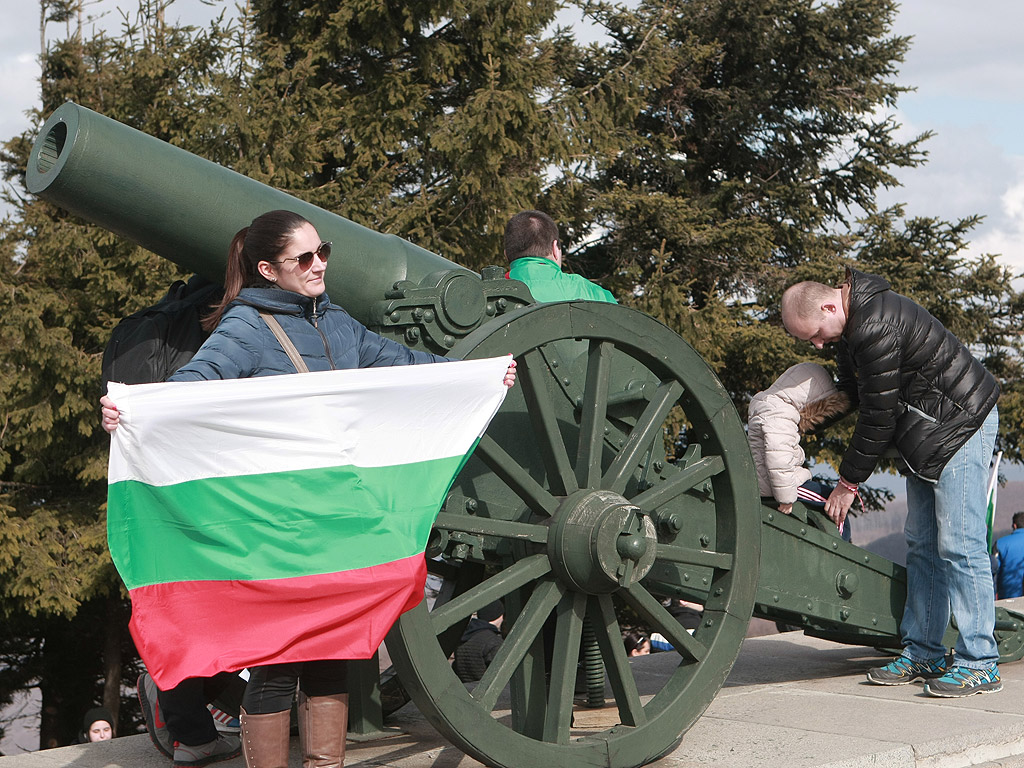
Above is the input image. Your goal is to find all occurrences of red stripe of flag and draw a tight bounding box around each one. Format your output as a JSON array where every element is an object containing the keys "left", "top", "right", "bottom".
[{"left": 130, "top": 554, "right": 426, "bottom": 688}]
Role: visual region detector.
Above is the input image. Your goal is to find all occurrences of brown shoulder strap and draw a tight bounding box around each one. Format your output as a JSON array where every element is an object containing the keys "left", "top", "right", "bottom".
[{"left": 258, "top": 312, "right": 310, "bottom": 374}]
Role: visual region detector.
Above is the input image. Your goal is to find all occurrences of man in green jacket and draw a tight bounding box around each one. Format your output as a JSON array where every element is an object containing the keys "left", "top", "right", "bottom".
[{"left": 504, "top": 210, "right": 616, "bottom": 303}]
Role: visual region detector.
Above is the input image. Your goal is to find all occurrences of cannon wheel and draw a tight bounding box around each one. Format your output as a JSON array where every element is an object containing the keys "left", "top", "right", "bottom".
[{"left": 386, "top": 302, "right": 761, "bottom": 768}]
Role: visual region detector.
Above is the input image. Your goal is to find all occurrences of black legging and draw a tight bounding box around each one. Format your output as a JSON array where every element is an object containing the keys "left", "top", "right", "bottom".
[
  {"left": 160, "top": 672, "right": 244, "bottom": 746},
  {"left": 241, "top": 660, "right": 348, "bottom": 714}
]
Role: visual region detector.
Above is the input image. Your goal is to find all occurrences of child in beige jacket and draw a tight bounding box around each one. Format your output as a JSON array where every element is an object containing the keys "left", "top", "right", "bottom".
[{"left": 747, "top": 362, "right": 849, "bottom": 515}]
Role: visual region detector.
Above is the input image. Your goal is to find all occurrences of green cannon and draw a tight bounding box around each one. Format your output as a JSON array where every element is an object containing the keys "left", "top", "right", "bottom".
[{"left": 27, "top": 102, "right": 1024, "bottom": 768}]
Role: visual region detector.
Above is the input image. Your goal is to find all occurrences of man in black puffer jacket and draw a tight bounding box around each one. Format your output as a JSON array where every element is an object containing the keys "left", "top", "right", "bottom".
[{"left": 782, "top": 268, "right": 1000, "bottom": 698}]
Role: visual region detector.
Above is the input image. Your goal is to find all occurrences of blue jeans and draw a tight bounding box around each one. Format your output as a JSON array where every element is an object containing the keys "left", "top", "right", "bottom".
[{"left": 902, "top": 406, "right": 999, "bottom": 669}]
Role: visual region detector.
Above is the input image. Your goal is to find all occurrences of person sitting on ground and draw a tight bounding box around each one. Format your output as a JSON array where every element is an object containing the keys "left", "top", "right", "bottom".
[
  {"left": 453, "top": 600, "right": 505, "bottom": 683},
  {"left": 504, "top": 210, "right": 617, "bottom": 304},
  {"left": 747, "top": 362, "right": 850, "bottom": 533},
  {"left": 81, "top": 707, "right": 114, "bottom": 743},
  {"left": 993, "top": 512, "right": 1024, "bottom": 599}
]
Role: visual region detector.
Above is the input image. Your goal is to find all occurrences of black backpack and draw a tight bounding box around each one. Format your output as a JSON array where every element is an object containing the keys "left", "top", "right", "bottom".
[{"left": 101, "top": 276, "right": 224, "bottom": 387}]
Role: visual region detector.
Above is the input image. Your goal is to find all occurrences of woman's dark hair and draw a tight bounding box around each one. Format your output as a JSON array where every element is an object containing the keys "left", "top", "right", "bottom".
[
  {"left": 622, "top": 628, "right": 649, "bottom": 656},
  {"left": 203, "top": 210, "right": 310, "bottom": 331}
]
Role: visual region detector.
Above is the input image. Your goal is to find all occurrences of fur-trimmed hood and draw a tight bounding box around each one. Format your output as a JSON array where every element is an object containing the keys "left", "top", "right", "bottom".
[{"left": 798, "top": 391, "right": 850, "bottom": 434}]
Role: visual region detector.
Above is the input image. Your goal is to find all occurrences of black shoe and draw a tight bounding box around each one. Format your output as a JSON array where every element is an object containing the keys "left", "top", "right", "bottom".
[{"left": 138, "top": 672, "right": 174, "bottom": 758}]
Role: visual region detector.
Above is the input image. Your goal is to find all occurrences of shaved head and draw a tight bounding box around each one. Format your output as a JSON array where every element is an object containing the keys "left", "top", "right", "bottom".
[
  {"left": 781, "top": 281, "right": 836, "bottom": 323},
  {"left": 780, "top": 280, "right": 847, "bottom": 349}
]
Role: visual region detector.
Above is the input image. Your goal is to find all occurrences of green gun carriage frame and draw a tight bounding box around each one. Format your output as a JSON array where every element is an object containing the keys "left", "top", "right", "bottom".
[{"left": 27, "top": 102, "right": 1024, "bottom": 768}]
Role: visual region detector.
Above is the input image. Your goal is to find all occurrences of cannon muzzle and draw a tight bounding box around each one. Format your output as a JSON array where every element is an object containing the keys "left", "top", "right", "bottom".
[{"left": 26, "top": 102, "right": 530, "bottom": 348}]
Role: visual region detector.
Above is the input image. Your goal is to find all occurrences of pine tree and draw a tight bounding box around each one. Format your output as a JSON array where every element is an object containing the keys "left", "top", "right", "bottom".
[
  {"left": 570, "top": 0, "right": 1023, "bottom": 476},
  {"left": 235, "top": 0, "right": 582, "bottom": 269}
]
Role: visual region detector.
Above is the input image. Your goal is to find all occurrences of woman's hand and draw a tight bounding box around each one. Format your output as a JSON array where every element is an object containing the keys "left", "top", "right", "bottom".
[
  {"left": 777, "top": 502, "right": 793, "bottom": 515},
  {"left": 824, "top": 480, "right": 857, "bottom": 529},
  {"left": 100, "top": 395, "right": 120, "bottom": 433},
  {"left": 503, "top": 358, "right": 517, "bottom": 388}
]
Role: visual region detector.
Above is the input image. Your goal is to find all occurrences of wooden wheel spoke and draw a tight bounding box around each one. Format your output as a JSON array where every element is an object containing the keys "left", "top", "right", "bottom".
[
  {"left": 604, "top": 380, "right": 684, "bottom": 494},
  {"left": 476, "top": 434, "right": 560, "bottom": 517},
  {"left": 434, "top": 512, "right": 549, "bottom": 545},
  {"left": 655, "top": 543, "right": 733, "bottom": 571},
  {"left": 473, "top": 578, "right": 564, "bottom": 713},
  {"left": 631, "top": 455, "right": 725, "bottom": 511},
  {"left": 543, "top": 592, "right": 588, "bottom": 744},
  {"left": 589, "top": 594, "right": 645, "bottom": 727},
  {"left": 622, "top": 583, "right": 708, "bottom": 663},
  {"left": 520, "top": 349, "right": 578, "bottom": 496},
  {"left": 575, "top": 340, "right": 613, "bottom": 490},
  {"left": 429, "top": 554, "right": 552, "bottom": 635}
]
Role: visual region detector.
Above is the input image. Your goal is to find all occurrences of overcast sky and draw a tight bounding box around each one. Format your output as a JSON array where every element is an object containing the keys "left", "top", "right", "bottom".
[{"left": 2, "top": 0, "right": 1023, "bottom": 283}]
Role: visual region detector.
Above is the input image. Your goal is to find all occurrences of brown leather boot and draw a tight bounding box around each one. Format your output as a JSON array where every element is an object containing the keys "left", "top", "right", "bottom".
[
  {"left": 296, "top": 691, "right": 349, "bottom": 768},
  {"left": 239, "top": 708, "right": 291, "bottom": 768}
]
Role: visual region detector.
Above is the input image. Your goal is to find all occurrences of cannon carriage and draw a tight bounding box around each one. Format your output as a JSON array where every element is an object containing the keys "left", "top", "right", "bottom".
[{"left": 26, "top": 102, "right": 1024, "bottom": 768}]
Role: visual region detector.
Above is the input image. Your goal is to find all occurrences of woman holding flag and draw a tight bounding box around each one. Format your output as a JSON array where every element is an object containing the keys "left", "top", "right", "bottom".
[{"left": 102, "top": 209, "right": 516, "bottom": 768}]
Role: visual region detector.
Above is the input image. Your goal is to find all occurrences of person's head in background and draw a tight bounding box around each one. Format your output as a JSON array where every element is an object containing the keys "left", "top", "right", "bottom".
[
  {"left": 504, "top": 210, "right": 562, "bottom": 267},
  {"left": 623, "top": 629, "right": 651, "bottom": 657},
  {"left": 83, "top": 707, "right": 114, "bottom": 742},
  {"left": 476, "top": 599, "right": 504, "bottom": 630}
]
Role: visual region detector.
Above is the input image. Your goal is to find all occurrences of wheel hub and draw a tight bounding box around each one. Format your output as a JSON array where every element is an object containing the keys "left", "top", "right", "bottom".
[{"left": 547, "top": 489, "right": 658, "bottom": 593}]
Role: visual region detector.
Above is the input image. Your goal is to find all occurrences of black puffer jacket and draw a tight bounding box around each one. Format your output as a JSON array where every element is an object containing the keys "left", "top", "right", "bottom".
[{"left": 836, "top": 269, "right": 999, "bottom": 483}]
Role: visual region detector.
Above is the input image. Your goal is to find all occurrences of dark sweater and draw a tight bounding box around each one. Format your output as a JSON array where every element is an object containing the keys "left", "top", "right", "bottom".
[{"left": 452, "top": 619, "right": 503, "bottom": 683}]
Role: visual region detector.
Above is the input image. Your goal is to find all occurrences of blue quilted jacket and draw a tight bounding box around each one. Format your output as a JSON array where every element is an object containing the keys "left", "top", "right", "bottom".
[{"left": 170, "top": 287, "right": 448, "bottom": 381}]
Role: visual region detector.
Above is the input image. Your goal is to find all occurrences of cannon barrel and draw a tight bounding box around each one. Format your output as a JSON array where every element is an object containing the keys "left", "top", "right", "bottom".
[{"left": 26, "top": 101, "right": 529, "bottom": 348}]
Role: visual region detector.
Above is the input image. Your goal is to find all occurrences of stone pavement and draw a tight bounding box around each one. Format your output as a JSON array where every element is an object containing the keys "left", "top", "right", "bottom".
[{"left": 3, "top": 631, "right": 1023, "bottom": 768}]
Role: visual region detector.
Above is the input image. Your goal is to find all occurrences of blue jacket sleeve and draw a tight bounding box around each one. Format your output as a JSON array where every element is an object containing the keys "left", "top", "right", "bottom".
[
  {"left": 354, "top": 323, "right": 453, "bottom": 368},
  {"left": 168, "top": 314, "right": 265, "bottom": 381}
]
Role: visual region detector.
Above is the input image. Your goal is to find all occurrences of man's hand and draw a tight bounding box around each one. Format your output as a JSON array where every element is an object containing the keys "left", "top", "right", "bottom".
[{"left": 824, "top": 479, "right": 857, "bottom": 529}]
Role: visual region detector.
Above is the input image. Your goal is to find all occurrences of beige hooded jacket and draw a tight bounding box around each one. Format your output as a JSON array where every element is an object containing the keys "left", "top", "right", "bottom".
[{"left": 747, "top": 363, "right": 850, "bottom": 504}]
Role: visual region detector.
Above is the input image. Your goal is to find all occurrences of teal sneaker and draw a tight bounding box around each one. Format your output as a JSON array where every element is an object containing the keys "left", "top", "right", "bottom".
[
  {"left": 924, "top": 665, "right": 1001, "bottom": 698},
  {"left": 865, "top": 655, "right": 948, "bottom": 685}
]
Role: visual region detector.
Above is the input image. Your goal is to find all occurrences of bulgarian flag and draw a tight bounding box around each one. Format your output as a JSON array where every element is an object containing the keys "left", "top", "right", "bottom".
[{"left": 106, "top": 356, "right": 509, "bottom": 689}]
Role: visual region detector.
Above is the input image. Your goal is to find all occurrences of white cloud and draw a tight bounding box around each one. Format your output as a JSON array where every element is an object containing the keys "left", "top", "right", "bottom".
[
  {"left": 965, "top": 171, "right": 1024, "bottom": 280},
  {"left": 877, "top": 1, "right": 1024, "bottom": 283},
  {"left": 892, "top": 0, "right": 1024, "bottom": 98},
  {"left": 0, "top": 39, "right": 42, "bottom": 150},
  {"left": 879, "top": 119, "right": 1024, "bottom": 282}
]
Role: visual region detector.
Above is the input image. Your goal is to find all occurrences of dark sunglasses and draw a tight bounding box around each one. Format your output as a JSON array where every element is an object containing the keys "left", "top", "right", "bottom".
[{"left": 275, "top": 241, "right": 332, "bottom": 270}]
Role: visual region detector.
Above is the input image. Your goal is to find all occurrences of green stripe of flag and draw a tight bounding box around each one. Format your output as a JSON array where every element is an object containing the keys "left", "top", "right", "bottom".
[{"left": 108, "top": 456, "right": 462, "bottom": 589}]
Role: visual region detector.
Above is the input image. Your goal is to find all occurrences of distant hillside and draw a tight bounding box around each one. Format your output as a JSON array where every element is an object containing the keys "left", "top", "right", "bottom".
[{"left": 855, "top": 480, "right": 1024, "bottom": 566}]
